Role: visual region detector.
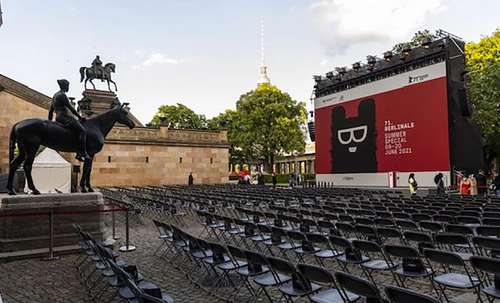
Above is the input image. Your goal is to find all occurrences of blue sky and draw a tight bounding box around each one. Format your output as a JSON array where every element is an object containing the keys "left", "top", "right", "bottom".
[{"left": 0, "top": 0, "right": 498, "bottom": 124}]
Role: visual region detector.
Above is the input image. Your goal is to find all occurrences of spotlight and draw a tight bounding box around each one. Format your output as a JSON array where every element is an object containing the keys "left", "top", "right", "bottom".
[
  {"left": 336, "top": 67, "right": 346, "bottom": 75},
  {"left": 421, "top": 37, "right": 432, "bottom": 48},
  {"left": 326, "top": 71, "right": 334, "bottom": 79},
  {"left": 383, "top": 51, "right": 393, "bottom": 61},
  {"left": 367, "top": 56, "right": 376, "bottom": 70},
  {"left": 352, "top": 62, "right": 361, "bottom": 70},
  {"left": 402, "top": 43, "right": 412, "bottom": 56}
]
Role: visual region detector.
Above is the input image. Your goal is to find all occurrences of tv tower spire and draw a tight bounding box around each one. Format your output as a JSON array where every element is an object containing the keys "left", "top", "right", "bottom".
[{"left": 257, "top": 17, "right": 270, "bottom": 86}]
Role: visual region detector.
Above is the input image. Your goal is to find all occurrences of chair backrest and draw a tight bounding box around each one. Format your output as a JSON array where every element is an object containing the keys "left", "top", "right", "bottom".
[
  {"left": 334, "top": 271, "right": 383, "bottom": 302},
  {"left": 476, "top": 226, "right": 500, "bottom": 237},
  {"left": 419, "top": 221, "right": 443, "bottom": 233},
  {"left": 306, "top": 233, "right": 329, "bottom": 244},
  {"left": 352, "top": 240, "right": 382, "bottom": 253},
  {"left": 227, "top": 244, "right": 247, "bottom": 260},
  {"left": 377, "top": 227, "right": 402, "bottom": 240},
  {"left": 423, "top": 248, "right": 464, "bottom": 266},
  {"left": 245, "top": 250, "right": 268, "bottom": 266},
  {"left": 384, "top": 244, "right": 420, "bottom": 258},
  {"left": 297, "top": 263, "right": 335, "bottom": 285},
  {"left": 287, "top": 230, "right": 306, "bottom": 241},
  {"left": 329, "top": 235, "right": 353, "bottom": 249},
  {"left": 434, "top": 233, "right": 468, "bottom": 245},
  {"left": 445, "top": 224, "right": 474, "bottom": 236},
  {"left": 470, "top": 255, "right": 500, "bottom": 275},
  {"left": 267, "top": 256, "right": 296, "bottom": 276},
  {"left": 385, "top": 285, "right": 439, "bottom": 303},
  {"left": 404, "top": 231, "right": 433, "bottom": 243},
  {"left": 473, "top": 236, "right": 500, "bottom": 255}
]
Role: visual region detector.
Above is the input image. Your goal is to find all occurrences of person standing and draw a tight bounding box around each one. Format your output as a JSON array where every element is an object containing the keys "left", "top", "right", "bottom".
[
  {"left": 188, "top": 172, "right": 194, "bottom": 186},
  {"left": 434, "top": 173, "right": 445, "bottom": 195},
  {"left": 408, "top": 173, "right": 418, "bottom": 196},
  {"left": 470, "top": 174, "right": 478, "bottom": 196},
  {"left": 494, "top": 172, "right": 500, "bottom": 197},
  {"left": 475, "top": 170, "right": 487, "bottom": 196},
  {"left": 460, "top": 176, "right": 471, "bottom": 196},
  {"left": 272, "top": 172, "right": 277, "bottom": 188},
  {"left": 257, "top": 172, "right": 265, "bottom": 186}
]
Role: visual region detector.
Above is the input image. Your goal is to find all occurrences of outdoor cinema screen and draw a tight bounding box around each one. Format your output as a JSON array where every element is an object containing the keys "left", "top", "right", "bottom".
[{"left": 314, "top": 61, "right": 450, "bottom": 175}]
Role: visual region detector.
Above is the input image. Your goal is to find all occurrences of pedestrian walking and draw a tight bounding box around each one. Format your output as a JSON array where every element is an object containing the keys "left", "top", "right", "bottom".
[
  {"left": 434, "top": 173, "right": 445, "bottom": 195},
  {"left": 408, "top": 173, "right": 418, "bottom": 196}
]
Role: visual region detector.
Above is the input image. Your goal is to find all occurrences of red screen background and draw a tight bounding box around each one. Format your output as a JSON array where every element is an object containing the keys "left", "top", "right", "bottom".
[{"left": 315, "top": 77, "right": 450, "bottom": 174}]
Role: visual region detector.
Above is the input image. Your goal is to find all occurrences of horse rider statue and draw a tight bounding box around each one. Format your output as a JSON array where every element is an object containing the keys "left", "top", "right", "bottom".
[
  {"left": 91, "top": 55, "right": 104, "bottom": 80},
  {"left": 48, "top": 79, "right": 91, "bottom": 161},
  {"left": 80, "top": 55, "right": 118, "bottom": 91}
]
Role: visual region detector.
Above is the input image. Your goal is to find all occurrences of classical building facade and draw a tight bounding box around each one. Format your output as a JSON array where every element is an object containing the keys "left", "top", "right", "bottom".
[
  {"left": 275, "top": 143, "right": 315, "bottom": 175},
  {"left": 0, "top": 74, "right": 229, "bottom": 187}
]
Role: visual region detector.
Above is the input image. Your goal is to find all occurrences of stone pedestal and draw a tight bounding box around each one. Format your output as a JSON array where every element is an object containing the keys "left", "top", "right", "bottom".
[
  {"left": 78, "top": 89, "right": 142, "bottom": 126},
  {"left": 80, "top": 89, "right": 119, "bottom": 117},
  {"left": 0, "top": 193, "right": 106, "bottom": 258}
]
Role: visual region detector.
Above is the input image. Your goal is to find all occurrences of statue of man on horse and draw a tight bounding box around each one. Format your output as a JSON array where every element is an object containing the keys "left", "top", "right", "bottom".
[
  {"left": 7, "top": 78, "right": 135, "bottom": 195},
  {"left": 80, "top": 55, "right": 118, "bottom": 91},
  {"left": 49, "top": 79, "right": 90, "bottom": 162}
]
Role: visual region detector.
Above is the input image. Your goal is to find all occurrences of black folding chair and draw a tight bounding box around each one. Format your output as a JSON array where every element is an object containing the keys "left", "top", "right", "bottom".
[
  {"left": 470, "top": 255, "right": 500, "bottom": 303},
  {"left": 334, "top": 271, "right": 388, "bottom": 303},
  {"left": 297, "top": 263, "right": 359, "bottom": 303},
  {"left": 423, "top": 248, "right": 482, "bottom": 303},
  {"left": 385, "top": 285, "right": 439, "bottom": 303}
]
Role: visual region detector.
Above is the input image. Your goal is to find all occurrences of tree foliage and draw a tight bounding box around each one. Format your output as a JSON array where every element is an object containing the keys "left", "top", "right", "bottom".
[
  {"left": 149, "top": 103, "right": 207, "bottom": 129},
  {"left": 227, "top": 83, "right": 307, "bottom": 171},
  {"left": 392, "top": 30, "right": 437, "bottom": 53},
  {"left": 465, "top": 30, "right": 500, "bottom": 161}
]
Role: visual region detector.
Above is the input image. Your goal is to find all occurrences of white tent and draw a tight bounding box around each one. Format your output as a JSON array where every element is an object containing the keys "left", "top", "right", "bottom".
[{"left": 25, "top": 148, "right": 71, "bottom": 193}]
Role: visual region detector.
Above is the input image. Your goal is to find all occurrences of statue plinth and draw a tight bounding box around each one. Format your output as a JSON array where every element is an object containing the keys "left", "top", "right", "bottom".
[
  {"left": 0, "top": 193, "right": 108, "bottom": 258},
  {"left": 80, "top": 89, "right": 119, "bottom": 117},
  {"left": 79, "top": 89, "right": 143, "bottom": 127}
]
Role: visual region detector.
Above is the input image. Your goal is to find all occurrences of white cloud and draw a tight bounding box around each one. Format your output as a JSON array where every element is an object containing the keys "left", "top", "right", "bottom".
[
  {"left": 310, "top": 0, "right": 446, "bottom": 55},
  {"left": 138, "top": 53, "right": 181, "bottom": 68}
]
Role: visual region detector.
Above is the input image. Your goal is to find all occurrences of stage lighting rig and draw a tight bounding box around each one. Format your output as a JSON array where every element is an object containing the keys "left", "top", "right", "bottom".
[
  {"left": 383, "top": 51, "right": 393, "bottom": 61},
  {"left": 367, "top": 56, "right": 377, "bottom": 70},
  {"left": 421, "top": 37, "right": 432, "bottom": 48},
  {"left": 326, "top": 71, "right": 334, "bottom": 79},
  {"left": 336, "top": 67, "right": 347, "bottom": 75},
  {"left": 313, "top": 75, "right": 322, "bottom": 83},
  {"left": 352, "top": 62, "right": 361, "bottom": 71}
]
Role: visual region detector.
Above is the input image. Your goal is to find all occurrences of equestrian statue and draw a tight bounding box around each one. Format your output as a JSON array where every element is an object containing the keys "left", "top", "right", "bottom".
[
  {"left": 80, "top": 55, "right": 118, "bottom": 91},
  {"left": 6, "top": 79, "right": 135, "bottom": 195}
]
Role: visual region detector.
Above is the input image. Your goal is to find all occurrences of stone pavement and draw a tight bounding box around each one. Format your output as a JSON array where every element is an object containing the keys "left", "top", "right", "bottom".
[{"left": 0, "top": 206, "right": 479, "bottom": 303}]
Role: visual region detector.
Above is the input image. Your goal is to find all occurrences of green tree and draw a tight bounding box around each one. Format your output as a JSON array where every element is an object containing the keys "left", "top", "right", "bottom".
[
  {"left": 149, "top": 103, "right": 207, "bottom": 129},
  {"left": 392, "top": 30, "right": 437, "bottom": 53},
  {"left": 207, "top": 109, "right": 248, "bottom": 165},
  {"left": 465, "top": 30, "right": 500, "bottom": 164},
  {"left": 230, "top": 83, "right": 307, "bottom": 172}
]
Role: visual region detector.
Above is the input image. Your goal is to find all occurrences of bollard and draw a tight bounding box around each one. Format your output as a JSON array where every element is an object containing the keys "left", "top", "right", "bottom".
[
  {"left": 112, "top": 204, "right": 120, "bottom": 240},
  {"left": 119, "top": 209, "right": 136, "bottom": 252},
  {"left": 42, "top": 211, "right": 60, "bottom": 261}
]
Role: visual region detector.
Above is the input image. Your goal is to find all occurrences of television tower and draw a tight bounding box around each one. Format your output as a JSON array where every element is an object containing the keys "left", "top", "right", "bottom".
[{"left": 257, "top": 18, "right": 270, "bottom": 86}]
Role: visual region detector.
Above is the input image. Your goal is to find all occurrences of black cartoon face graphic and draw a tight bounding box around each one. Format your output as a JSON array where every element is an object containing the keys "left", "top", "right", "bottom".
[{"left": 331, "top": 99, "right": 377, "bottom": 173}]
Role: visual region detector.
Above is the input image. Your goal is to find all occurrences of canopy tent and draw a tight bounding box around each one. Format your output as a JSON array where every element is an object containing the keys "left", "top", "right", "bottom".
[{"left": 25, "top": 148, "right": 71, "bottom": 193}]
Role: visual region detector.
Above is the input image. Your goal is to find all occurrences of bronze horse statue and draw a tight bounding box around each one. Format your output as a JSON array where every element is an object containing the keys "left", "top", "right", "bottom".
[
  {"left": 6, "top": 103, "right": 135, "bottom": 195},
  {"left": 80, "top": 63, "right": 117, "bottom": 91}
]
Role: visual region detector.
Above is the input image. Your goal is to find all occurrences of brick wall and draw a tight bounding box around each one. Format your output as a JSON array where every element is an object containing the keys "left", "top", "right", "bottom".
[
  {"left": 0, "top": 88, "right": 229, "bottom": 186},
  {"left": 91, "top": 143, "right": 229, "bottom": 186},
  {"left": 0, "top": 90, "right": 47, "bottom": 174}
]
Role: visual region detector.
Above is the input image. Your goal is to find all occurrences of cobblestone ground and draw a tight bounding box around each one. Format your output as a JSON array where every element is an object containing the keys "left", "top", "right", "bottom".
[{"left": 0, "top": 207, "right": 478, "bottom": 303}]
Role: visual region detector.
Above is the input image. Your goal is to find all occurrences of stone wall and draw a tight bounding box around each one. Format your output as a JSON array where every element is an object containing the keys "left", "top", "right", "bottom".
[
  {"left": 0, "top": 90, "right": 47, "bottom": 174},
  {"left": 91, "top": 142, "right": 229, "bottom": 186},
  {"left": 0, "top": 75, "right": 229, "bottom": 186}
]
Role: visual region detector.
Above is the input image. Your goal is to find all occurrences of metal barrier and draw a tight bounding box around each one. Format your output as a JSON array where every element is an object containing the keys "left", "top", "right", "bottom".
[{"left": 0, "top": 199, "right": 135, "bottom": 260}]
